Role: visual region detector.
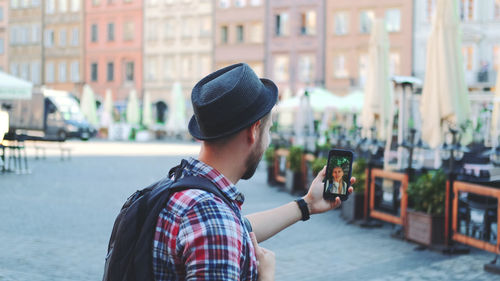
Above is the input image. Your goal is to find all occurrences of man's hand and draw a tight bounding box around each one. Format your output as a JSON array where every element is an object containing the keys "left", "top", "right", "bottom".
[
  {"left": 303, "top": 166, "right": 355, "bottom": 215},
  {"left": 250, "top": 232, "right": 275, "bottom": 281}
]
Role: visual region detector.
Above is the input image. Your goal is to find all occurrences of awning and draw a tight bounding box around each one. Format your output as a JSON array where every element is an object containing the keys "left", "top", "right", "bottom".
[{"left": 0, "top": 71, "right": 33, "bottom": 100}]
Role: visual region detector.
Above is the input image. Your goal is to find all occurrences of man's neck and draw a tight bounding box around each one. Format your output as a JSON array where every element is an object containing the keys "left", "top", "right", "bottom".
[{"left": 198, "top": 145, "right": 245, "bottom": 185}]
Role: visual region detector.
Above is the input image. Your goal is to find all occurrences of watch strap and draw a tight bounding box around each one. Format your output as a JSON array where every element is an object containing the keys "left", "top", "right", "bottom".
[{"left": 295, "top": 198, "right": 310, "bottom": 221}]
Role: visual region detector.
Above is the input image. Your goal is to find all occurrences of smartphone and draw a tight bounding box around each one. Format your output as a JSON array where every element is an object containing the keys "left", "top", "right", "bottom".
[{"left": 323, "top": 149, "right": 354, "bottom": 201}]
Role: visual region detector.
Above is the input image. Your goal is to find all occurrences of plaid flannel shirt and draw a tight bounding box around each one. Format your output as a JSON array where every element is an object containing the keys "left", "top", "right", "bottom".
[{"left": 153, "top": 158, "right": 258, "bottom": 281}]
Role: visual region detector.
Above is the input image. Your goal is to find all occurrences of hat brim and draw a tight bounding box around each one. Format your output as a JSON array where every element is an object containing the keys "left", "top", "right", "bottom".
[{"left": 189, "top": 78, "right": 278, "bottom": 141}]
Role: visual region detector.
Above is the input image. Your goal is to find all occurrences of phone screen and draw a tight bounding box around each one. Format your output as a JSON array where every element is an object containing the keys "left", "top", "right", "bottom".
[{"left": 323, "top": 149, "right": 353, "bottom": 201}]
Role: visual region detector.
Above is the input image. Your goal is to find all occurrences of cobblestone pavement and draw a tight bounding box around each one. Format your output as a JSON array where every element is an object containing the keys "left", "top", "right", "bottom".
[{"left": 0, "top": 141, "right": 498, "bottom": 281}]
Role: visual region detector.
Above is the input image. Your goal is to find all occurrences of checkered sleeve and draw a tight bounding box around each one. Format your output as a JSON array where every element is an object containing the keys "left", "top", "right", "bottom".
[{"left": 178, "top": 196, "right": 245, "bottom": 281}]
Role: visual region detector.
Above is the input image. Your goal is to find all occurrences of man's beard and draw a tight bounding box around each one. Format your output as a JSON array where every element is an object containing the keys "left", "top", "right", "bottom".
[{"left": 241, "top": 140, "right": 264, "bottom": 180}]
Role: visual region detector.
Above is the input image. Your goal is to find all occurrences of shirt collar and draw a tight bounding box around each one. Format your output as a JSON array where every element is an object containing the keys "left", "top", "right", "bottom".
[{"left": 182, "top": 157, "right": 245, "bottom": 205}]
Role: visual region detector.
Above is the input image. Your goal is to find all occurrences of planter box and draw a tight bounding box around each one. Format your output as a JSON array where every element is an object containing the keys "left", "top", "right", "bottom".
[
  {"left": 405, "top": 210, "right": 445, "bottom": 246},
  {"left": 267, "top": 166, "right": 275, "bottom": 185},
  {"left": 341, "top": 192, "right": 365, "bottom": 222},
  {"left": 285, "top": 170, "right": 303, "bottom": 194}
]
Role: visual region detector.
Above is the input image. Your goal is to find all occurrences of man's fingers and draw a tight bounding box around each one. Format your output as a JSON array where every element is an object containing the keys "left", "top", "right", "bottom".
[
  {"left": 319, "top": 166, "right": 326, "bottom": 177},
  {"left": 350, "top": 177, "right": 356, "bottom": 185}
]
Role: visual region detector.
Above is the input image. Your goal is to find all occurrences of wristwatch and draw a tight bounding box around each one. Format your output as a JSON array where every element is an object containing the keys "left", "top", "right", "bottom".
[{"left": 295, "top": 198, "right": 310, "bottom": 221}]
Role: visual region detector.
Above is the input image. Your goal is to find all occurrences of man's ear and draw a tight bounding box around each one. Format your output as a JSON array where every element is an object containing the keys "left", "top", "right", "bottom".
[{"left": 246, "top": 120, "right": 261, "bottom": 144}]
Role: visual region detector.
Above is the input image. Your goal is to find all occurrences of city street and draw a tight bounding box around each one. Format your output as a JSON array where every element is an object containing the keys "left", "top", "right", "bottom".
[{"left": 0, "top": 140, "right": 497, "bottom": 281}]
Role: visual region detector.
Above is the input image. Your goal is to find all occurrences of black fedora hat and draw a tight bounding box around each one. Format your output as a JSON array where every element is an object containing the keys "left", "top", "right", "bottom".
[{"left": 188, "top": 63, "right": 278, "bottom": 140}]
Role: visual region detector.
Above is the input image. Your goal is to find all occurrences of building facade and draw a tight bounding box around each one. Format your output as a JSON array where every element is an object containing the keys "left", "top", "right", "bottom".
[
  {"left": 414, "top": 0, "right": 500, "bottom": 88},
  {"left": 44, "top": 0, "right": 85, "bottom": 95},
  {"left": 85, "top": 0, "right": 143, "bottom": 102},
  {"left": 266, "top": 0, "right": 326, "bottom": 96},
  {"left": 143, "top": 0, "right": 213, "bottom": 105},
  {"left": 326, "top": 0, "right": 413, "bottom": 95},
  {"left": 0, "top": 0, "right": 8, "bottom": 72},
  {"left": 7, "top": 0, "right": 43, "bottom": 86},
  {"left": 215, "top": 0, "right": 265, "bottom": 77}
]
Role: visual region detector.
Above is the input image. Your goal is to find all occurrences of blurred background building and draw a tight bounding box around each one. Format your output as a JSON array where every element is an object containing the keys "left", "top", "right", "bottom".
[
  {"left": 0, "top": 0, "right": 8, "bottom": 72},
  {"left": 215, "top": 0, "right": 265, "bottom": 77},
  {"left": 85, "top": 0, "right": 143, "bottom": 103},
  {"left": 265, "top": 0, "right": 326, "bottom": 96}
]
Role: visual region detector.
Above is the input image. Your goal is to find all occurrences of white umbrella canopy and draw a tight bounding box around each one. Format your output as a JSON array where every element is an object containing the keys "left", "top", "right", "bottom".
[
  {"left": 126, "top": 89, "right": 140, "bottom": 126},
  {"left": 491, "top": 70, "right": 500, "bottom": 146},
  {"left": 420, "top": 0, "right": 471, "bottom": 148},
  {"left": 293, "top": 92, "right": 315, "bottom": 147},
  {"left": 360, "top": 19, "right": 393, "bottom": 141},
  {"left": 80, "top": 84, "right": 99, "bottom": 127},
  {"left": 0, "top": 70, "right": 32, "bottom": 100},
  {"left": 142, "top": 91, "right": 153, "bottom": 128},
  {"left": 100, "top": 89, "right": 114, "bottom": 128},
  {"left": 166, "top": 82, "right": 187, "bottom": 135},
  {"left": 278, "top": 87, "right": 343, "bottom": 112}
]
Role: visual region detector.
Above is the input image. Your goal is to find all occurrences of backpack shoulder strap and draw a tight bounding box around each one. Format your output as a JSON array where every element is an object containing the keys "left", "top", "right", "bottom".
[{"left": 169, "top": 176, "right": 253, "bottom": 232}]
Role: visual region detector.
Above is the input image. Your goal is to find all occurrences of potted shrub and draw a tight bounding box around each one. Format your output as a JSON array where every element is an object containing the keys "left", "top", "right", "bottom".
[
  {"left": 341, "top": 158, "right": 367, "bottom": 222},
  {"left": 264, "top": 146, "right": 276, "bottom": 185},
  {"left": 312, "top": 157, "right": 327, "bottom": 177},
  {"left": 405, "top": 170, "right": 446, "bottom": 246},
  {"left": 285, "top": 146, "right": 304, "bottom": 194}
]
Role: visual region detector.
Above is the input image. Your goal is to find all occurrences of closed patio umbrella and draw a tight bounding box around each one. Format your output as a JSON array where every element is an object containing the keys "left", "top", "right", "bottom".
[
  {"left": 142, "top": 91, "right": 153, "bottom": 128},
  {"left": 360, "top": 19, "right": 393, "bottom": 141},
  {"left": 491, "top": 71, "right": 500, "bottom": 146},
  {"left": 126, "top": 89, "right": 140, "bottom": 126},
  {"left": 420, "top": 0, "right": 471, "bottom": 148},
  {"left": 100, "top": 89, "right": 113, "bottom": 128},
  {"left": 166, "top": 82, "right": 187, "bottom": 135},
  {"left": 80, "top": 84, "right": 99, "bottom": 127}
]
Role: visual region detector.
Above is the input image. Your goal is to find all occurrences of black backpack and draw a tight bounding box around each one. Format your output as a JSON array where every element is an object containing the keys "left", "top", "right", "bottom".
[{"left": 102, "top": 162, "right": 251, "bottom": 281}]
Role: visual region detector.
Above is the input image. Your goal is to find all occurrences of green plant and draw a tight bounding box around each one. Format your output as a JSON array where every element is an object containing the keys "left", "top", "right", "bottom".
[
  {"left": 351, "top": 158, "right": 367, "bottom": 193},
  {"left": 312, "top": 157, "right": 327, "bottom": 176},
  {"left": 264, "top": 146, "right": 275, "bottom": 166},
  {"left": 407, "top": 170, "right": 447, "bottom": 215},
  {"left": 287, "top": 146, "right": 303, "bottom": 173}
]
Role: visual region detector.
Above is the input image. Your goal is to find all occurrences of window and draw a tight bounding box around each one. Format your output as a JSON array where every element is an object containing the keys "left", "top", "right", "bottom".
[
  {"left": 250, "top": 22, "right": 263, "bottom": 43},
  {"left": 275, "top": 13, "right": 289, "bottom": 36},
  {"left": 219, "top": 0, "right": 229, "bottom": 8},
  {"left": 385, "top": 9, "right": 401, "bottom": 32},
  {"left": 92, "top": 0, "right": 100, "bottom": 5},
  {"left": 389, "top": 52, "right": 400, "bottom": 76},
  {"left": 298, "top": 54, "right": 315, "bottom": 83},
  {"left": 147, "top": 21, "right": 158, "bottom": 41},
  {"left": 71, "top": 27, "right": 79, "bottom": 46},
  {"left": 21, "top": 63, "right": 29, "bottom": 81},
  {"left": 32, "top": 24, "right": 41, "bottom": 43},
  {"left": 0, "top": 7, "right": 3, "bottom": 22},
  {"left": 273, "top": 55, "right": 289, "bottom": 82},
  {"left": 200, "top": 17, "right": 211, "bottom": 37},
  {"left": 9, "top": 26, "right": 16, "bottom": 45},
  {"left": 58, "top": 62, "right": 67, "bottom": 82},
  {"left": 200, "top": 56, "right": 211, "bottom": 77},
  {"left": 220, "top": 25, "right": 228, "bottom": 44},
  {"left": 108, "top": 23, "right": 115, "bottom": 41},
  {"left": 358, "top": 53, "right": 368, "bottom": 86},
  {"left": 44, "top": 29, "right": 54, "bottom": 47},
  {"left": 300, "top": 11, "right": 316, "bottom": 35},
  {"left": 181, "top": 56, "right": 192, "bottom": 79},
  {"left": 125, "top": 62, "right": 134, "bottom": 81},
  {"left": 11, "top": 0, "right": 19, "bottom": 9},
  {"left": 107, "top": 62, "right": 114, "bottom": 81},
  {"left": 334, "top": 54, "right": 348, "bottom": 78},
  {"left": 10, "top": 62, "right": 18, "bottom": 76},
  {"left": 182, "top": 18, "right": 193, "bottom": 38},
  {"left": 495, "top": 0, "right": 500, "bottom": 20},
  {"left": 235, "top": 0, "right": 245, "bottom": 7},
  {"left": 0, "top": 38, "right": 4, "bottom": 54},
  {"left": 46, "top": 62, "right": 55, "bottom": 83},
  {"left": 146, "top": 58, "right": 157, "bottom": 81},
  {"left": 70, "top": 61, "right": 80, "bottom": 82},
  {"left": 32, "top": 0, "right": 41, "bottom": 7},
  {"left": 31, "top": 61, "right": 41, "bottom": 84},
  {"left": 59, "top": 29, "right": 67, "bottom": 46},
  {"left": 462, "top": 46, "right": 474, "bottom": 71},
  {"left": 71, "top": 0, "right": 80, "bottom": 12},
  {"left": 164, "top": 20, "right": 175, "bottom": 39},
  {"left": 91, "top": 24, "right": 98, "bottom": 42},
  {"left": 91, "top": 62, "right": 98, "bottom": 82},
  {"left": 164, "top": 57, "right": 175, "bottom": 80},
  {"left": 236, "top": 25, "right": 244, "bottom": 43},
  {"left": 250, "top": 0, "right": 261, "bottom": 6},
  {"left": 424, "top": 0, "right": 436, "bottom": 22},
  {"left": 359, "top": 10, "right": 374, "bottom": 34},
  {"left": 59, "top": 0, "right": 67, "bottom": 12},
  {"left": 334, "top": 12, "right": 349, "bottom": 35},
  {"left": 123, "top": 21, "right": 134, "bottom": 41},
  {"left": 46, "top": 0, "right": 55, "bottom": 14},
  {"left": 459, "top": 0, "right": 475, "bottom": 22}
]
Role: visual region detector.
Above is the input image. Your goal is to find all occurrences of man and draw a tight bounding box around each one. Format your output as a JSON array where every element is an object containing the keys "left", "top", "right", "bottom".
[{"left": 153, "top": 63, "right": 354, "bottom": 280}]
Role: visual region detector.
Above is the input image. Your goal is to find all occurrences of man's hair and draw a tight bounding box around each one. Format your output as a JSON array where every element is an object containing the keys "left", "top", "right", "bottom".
[{"left": 205, "top": 112, "right": 271, "bottom": 146}]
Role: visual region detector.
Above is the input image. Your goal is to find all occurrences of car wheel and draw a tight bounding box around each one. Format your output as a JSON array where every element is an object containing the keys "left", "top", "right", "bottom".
[{"left": 58, "top": 130, "right": 67, "bottom": 141}]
